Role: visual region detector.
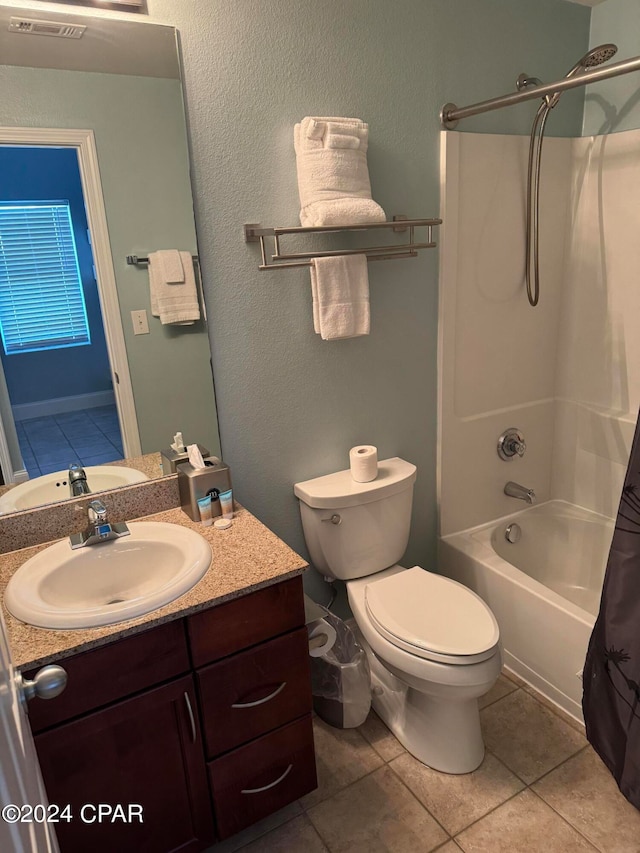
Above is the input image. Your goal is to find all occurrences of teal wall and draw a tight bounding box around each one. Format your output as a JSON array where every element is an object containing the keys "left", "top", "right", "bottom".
[
  {"left": 584, "top": 0, "right": 640, "bottom": 135},
  {"left": 4, "top": 0, "right": 591, "bottom": 603},
  {"left": 146, "top": 0, "right": 590, "bottom": 604}
]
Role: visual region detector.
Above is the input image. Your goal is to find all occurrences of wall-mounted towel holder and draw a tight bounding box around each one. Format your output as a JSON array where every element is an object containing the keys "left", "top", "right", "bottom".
[
  {"left": 244, "top": 216, "right": 441, "bottom": 271},
  {"left": 126, "top": 253, "right": 199, "bottom": 266}
]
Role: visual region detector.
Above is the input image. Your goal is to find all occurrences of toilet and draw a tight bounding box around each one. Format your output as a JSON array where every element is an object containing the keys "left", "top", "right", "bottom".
[{"left": 294, "top": 457, "right": 501, "bottom": 774}]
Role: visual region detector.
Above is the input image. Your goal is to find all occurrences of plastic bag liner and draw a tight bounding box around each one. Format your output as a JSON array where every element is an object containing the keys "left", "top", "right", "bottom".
[{"left": 310, "top": 609, "right": 371, "bottom": 728}]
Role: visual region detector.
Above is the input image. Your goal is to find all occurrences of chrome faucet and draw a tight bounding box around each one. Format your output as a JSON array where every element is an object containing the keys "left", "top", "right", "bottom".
[
  {"left": 504, "top": 481, "right": 536, "bottom": 504},
  {"left": 69, "top": 499, "right": 130, "bottom": 549},
  {"left": 68, "top": 464, "right": 91, "bottom": 497}
]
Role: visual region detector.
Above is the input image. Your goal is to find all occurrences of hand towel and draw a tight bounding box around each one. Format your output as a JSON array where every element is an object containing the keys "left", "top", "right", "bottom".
[
  {"left": 148, "top": 250, "right": 200, "bottom": 325},
  {"left": 156, "top": 249, "right": 185, "bottom": 283},
  {"left": 294, "top": 116, "right": 386, "bottom": 227},
  {"left": 310, "top": 255, "right": 370, "bottom": 340}
]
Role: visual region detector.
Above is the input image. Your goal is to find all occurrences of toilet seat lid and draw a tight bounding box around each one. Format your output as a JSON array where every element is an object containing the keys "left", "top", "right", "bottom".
[{"left": 364, "top": 567, "right": 499, "bottom": 663}]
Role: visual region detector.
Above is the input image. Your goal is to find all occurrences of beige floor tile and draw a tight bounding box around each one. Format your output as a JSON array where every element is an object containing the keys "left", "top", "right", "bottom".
[
  {"left": 239, "top": 815, "right": 328, "bottom": 853},
  {"left": 533, "top": 746, "right": 640, "bottom": 852},
  {"left": 478, "top": 675, "right": 519, "bottom": 710},
  {"left": 390, "top": 749, "right": 525, "bottom": 835},
  {"left": 358, "top": 710, "right": 405, "bottom": 761},
  {"left": 205, "top": 803, "right": 302, "bottom": 853},
  {"left": 435, "top": 843, "right": 463, "bottom": 852},
  {"left": 307, "top": 765, "right": 448, "bottom": 852},
  {"left": 522, "top": 683, "right": 586, "bottom": 734},
  {"left": 455, "top": 789, "right": 596, "bottom": 852},
  {"left": 480, "top": 689, "right": 586, "bottom": 783},
  {"left": 300, "top": 716, "right": 384, "bottom": 809}
]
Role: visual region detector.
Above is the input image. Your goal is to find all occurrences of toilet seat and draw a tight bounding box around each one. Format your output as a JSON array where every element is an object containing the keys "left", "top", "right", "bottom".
[{"left": 364, "top": 566, "right": 500, "bottom": 665}]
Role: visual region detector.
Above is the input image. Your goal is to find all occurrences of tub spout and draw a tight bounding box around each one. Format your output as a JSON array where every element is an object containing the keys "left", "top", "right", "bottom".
[{"left": 504, "top": 481, "right": 536, "bottom": 504}]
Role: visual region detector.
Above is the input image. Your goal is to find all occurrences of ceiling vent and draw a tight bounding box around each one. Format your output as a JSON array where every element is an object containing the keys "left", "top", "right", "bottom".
[{"left": 8, "top": 17, "right": 87, "bottom": 39}]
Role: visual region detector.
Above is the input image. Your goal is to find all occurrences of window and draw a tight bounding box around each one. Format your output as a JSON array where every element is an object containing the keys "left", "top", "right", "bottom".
[{"left": 0, "top": 202, "right": 91, "bottom": 355}]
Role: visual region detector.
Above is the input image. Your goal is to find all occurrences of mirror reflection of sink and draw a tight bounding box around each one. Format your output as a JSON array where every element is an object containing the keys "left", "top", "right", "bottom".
[
  {"left": 0, "top": 466, "right": 149, "bottom": 514},
  {"left": 4, "top": 522, "right": 211, "bottom": 629}
]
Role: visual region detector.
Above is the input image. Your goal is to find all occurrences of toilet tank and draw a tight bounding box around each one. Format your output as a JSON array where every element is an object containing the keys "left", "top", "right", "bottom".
[{"left": 294, "top": 457, "right": 417, "bottom": 580}]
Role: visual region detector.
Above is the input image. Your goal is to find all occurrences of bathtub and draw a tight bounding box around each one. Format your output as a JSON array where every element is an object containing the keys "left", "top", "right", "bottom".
[{"left": 438, "top": 500, "right": 614, "bottom": 722}]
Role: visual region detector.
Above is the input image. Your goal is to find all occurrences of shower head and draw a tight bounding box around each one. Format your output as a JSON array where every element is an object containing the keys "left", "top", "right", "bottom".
[
  {"left": 545, "top": 43, "right": 618, "bottom": 109},
  {"left": 565, "top": 43, "right": 618, "bottom": 78}
]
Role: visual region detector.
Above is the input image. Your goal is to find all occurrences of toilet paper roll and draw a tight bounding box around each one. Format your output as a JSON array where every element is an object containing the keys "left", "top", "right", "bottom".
[
  {"left": 308, "top": 618, "right": 338, "bottom": 658},
  {"left": 349, "top": 445, "right": 378, "bottom": 483}
]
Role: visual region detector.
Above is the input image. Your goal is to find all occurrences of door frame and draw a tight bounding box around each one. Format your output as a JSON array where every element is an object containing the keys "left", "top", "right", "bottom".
[{"left": 0, "top": 127, "right": 141, "bottom": 480}]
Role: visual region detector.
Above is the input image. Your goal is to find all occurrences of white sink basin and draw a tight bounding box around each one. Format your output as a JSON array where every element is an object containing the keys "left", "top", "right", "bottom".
[
  {"left": 0, "top": 466, "right": 149, "bottom": 514},
  {"left": 4, "top": 522, "right": 211, "bottom": 629}
]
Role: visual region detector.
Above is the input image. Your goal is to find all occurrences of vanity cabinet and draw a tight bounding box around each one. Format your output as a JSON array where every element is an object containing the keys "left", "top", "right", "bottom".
[{"left": 24, "top": 575, "right": 316, "bottom": 851}]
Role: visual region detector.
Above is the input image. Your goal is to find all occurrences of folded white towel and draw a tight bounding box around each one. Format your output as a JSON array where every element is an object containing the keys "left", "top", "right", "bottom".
[
  {"left": 294, "top": 116, "right": 386, "bottom": 228},
  {"left": 310, "top": 255, "right": 370, "bottom": 340},
  {"left": 148, "top": 250, "right": 200, "bottom": 325},
  {"left": 156, "top": 249, "right": 184, "bottom": 283}
]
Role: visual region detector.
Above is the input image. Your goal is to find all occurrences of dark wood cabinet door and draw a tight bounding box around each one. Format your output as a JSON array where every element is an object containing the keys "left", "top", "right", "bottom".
[{"left": 35, "top": 675, "right": 214, "bottom": 853}]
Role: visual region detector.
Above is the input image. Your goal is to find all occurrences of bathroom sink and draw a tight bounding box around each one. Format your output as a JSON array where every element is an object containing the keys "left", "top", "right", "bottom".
[
  {"left": 4, "top": 522, "right": 211, "bottom": 629},
  {"left": 0, "top": 466, "right": 149, "bottom": 514}
]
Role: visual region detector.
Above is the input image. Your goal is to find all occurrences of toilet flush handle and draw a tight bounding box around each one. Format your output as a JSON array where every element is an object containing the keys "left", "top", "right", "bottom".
[{"left": 321, "top": 514, "right": 342, "bottom": 525}]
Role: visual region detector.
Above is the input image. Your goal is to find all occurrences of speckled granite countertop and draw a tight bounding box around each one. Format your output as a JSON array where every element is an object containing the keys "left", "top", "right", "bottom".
[{"left": 0, "top": 504, "right": 308, "bottom": 671}]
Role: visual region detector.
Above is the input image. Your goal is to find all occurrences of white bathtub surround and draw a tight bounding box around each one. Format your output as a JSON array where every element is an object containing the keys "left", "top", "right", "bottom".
[
  {"left": 439, "top": 500, "right": 613, "bottom": 722},
  {"left": 438, "top": 131, "right": 572, "bottom": 536},
  {"left": 438, "top": 128, "right": 640, "bottom": 722}
]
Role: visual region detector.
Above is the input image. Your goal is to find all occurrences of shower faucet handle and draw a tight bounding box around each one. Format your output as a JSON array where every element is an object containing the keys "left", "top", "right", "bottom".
[{"left": 497, "top": 428, "right": 526, "bottom": 460}]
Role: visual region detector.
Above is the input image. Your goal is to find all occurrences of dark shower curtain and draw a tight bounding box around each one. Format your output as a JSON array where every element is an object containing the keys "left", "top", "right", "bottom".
[{"left": 583, "top": 410, "right": 640, "bottom": 810}]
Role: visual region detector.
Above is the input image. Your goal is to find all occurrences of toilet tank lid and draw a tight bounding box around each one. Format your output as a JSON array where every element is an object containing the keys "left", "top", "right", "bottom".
[{"left": 294, "top": 457, "right": 417, "bottom": 509}]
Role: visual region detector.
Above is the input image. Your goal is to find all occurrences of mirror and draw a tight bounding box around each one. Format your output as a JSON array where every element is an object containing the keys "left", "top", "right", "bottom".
[{"left": 0, "top": 5, "right": 221, "bottom": 514}]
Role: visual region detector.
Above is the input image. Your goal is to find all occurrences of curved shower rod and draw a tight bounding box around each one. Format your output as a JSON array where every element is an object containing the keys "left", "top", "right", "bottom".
[{"left": 441, "top": 53, "right": 640, "bottom": 128}]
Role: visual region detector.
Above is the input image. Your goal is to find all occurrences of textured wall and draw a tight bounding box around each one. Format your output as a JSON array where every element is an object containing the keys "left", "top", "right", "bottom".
[
  {"left": 585, "top": 0, "right": 640, "bottom": 135},
  {"left": 4, "top": 0, "right": 591, "bottom": 604}
]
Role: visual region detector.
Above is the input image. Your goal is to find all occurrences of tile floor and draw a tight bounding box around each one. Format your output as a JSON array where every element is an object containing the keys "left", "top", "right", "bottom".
[
  {"left": 16, "top": 405, "right": 123, "bottom": 477},
  {"left": 208, "top": 672, "right": 640, "bottom": 853}
]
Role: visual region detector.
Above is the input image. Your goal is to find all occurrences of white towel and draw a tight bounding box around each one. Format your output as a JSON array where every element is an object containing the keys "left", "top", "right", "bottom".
[
  {"left": 310, "top": 255, "right": 370, "bottom": 340},
  {"left": 148, "top": 250, "right": 200, "bottom": 326},
  {"left": 294, "top": 116, "right": 386, "bottom": 227},
  {"left": 156, "top": 249, "right": 184, "bottom": 283}
]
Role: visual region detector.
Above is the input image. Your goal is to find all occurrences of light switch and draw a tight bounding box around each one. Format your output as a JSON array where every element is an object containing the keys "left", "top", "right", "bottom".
[{"left": 131, "top": 309, "right": 149, "bottom": 335}]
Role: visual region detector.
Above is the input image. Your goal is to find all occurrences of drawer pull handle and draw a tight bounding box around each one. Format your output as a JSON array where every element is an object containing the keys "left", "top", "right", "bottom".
[
  {"left": 231, "top": 681, "right": 287, "bottom": 709},
  {"left": 184, "top": 691, "right": 197, "bottom": 743},
  {"left": 241, "top": 764, "right": 293, "bottom": 795}
]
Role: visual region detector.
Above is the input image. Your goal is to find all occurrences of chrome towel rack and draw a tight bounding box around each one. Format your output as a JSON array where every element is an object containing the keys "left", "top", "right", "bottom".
[
  {"left": 126, "top": 253, "right": 199, "bottom": 266},
  {"left": 243, "top": 216, "right": 441, "bottom": 270}
]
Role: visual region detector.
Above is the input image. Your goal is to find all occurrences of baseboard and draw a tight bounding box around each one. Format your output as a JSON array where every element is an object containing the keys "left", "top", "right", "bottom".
[
  {"left": 13, "top": 390, "right": 115, "bottom": 422},
  {"left": 13, "top": 468, "right": 29, "bottom": 484}
]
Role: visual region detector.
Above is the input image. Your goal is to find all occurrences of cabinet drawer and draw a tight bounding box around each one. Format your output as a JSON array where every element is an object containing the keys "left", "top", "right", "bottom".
[
  {"left": 26, "top": 619, "right": 190, "bottom": 733},
  {"left": 197, "top": 627, "right": 312, "bottom": 757},
  {"left": 208, "top": 714, "right": 316, "bottom": 840},
  {"left": 188, "top": 576, "right": 305, "bottom": 666}
]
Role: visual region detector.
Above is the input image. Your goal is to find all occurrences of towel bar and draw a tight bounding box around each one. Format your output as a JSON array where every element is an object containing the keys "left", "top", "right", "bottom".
[
  {"left": 244, "top": 216, "right": 441, "bottom": 270},
  {"left": 126, "top": 254, "right": 199, "bottom": 266}
]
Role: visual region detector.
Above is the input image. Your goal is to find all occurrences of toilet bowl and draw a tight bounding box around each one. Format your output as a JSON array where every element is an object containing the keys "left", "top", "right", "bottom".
[
  {"left": 348, "top": 565, "right": 501, "bottom": 773},
  {"left": 294, "top": 457, "right": 501, "bottom": 774}
]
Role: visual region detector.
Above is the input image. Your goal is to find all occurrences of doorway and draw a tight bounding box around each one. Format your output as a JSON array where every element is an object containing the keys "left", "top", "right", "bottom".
[
  {"left": 0, "top": 128, "right": 140, "bottom": 484},
  {"left": 0, "top": 146, "right": 122, "bottom": 477}
]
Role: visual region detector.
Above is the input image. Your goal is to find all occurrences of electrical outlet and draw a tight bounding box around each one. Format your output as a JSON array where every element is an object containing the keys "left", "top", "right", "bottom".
[{"left": 131, "top": 309, "right": 149, "bottom": 335}]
